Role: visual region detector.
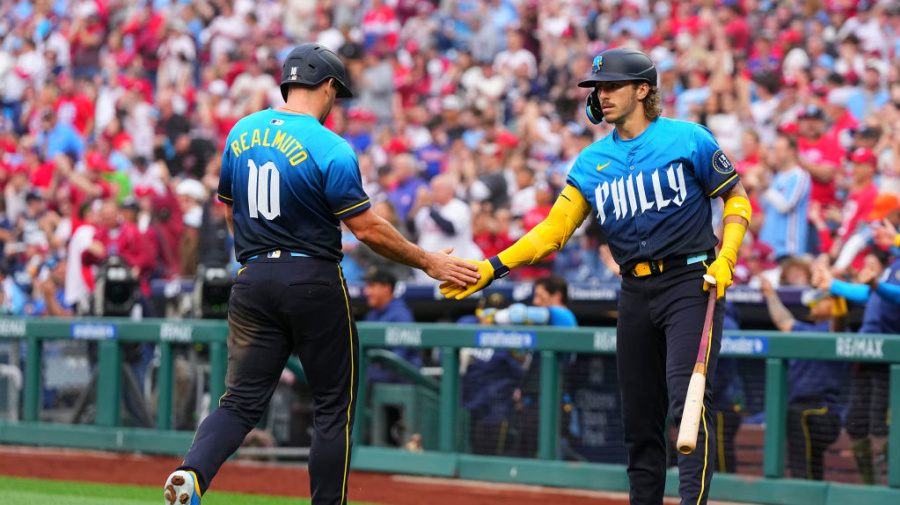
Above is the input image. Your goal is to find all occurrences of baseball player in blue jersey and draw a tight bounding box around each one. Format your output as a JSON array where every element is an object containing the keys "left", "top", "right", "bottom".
[
  {"left": 442, "top": 48, "right": 752, "bottom": 504},
  {"left": 761, "top": 277, "right": 848, "bottom": 480},
  {"left": 164, "top": 44, "right": 479, "bottom": 505},
  {"left": 812, "top": 253, "right": 900, "bottom": 484}
]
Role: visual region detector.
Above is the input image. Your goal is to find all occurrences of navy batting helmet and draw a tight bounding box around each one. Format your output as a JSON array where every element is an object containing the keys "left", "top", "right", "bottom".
[
  {"left": 579, "top": 48, "right": 657, "bottom": 124},
  {"left": 280, "top": 43, "right": 353, "bottom": 102},
  {"left": 578, "top": 48, "right": 657, "bottom": 88}
]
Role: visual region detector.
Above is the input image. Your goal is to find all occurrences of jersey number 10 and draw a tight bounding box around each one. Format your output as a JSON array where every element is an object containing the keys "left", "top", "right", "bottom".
[{"left": 248, "top": 160, "right": 281, "bottom": 220}]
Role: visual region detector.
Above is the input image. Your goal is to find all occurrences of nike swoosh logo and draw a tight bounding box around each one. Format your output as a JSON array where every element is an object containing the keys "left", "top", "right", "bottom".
[{"left": 597, "top": 161, "right": 611, "bottom": 171}]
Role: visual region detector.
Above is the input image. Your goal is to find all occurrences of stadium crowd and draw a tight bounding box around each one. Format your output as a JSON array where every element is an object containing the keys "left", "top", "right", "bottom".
[{"left": 0, "top": 0, "right": 899, "bottom": 315}]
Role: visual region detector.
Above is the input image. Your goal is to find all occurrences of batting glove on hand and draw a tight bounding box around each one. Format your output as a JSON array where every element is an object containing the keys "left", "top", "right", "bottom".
[
  {"left": 704, "top": 253, "right": 735, "bottom": 300},
  {"left": 440, "top": 259, "right": 494, "bottom": 300}
]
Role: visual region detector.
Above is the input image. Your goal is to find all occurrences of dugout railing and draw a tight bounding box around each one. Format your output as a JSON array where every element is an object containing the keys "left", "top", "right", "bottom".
[{"left": 0, "top": 317, "right": 898, "bottom": 505}]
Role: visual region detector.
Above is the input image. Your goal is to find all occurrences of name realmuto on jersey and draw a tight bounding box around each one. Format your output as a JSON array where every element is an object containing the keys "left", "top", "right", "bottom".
[{"left": 594, "top": 164, "right": 688, "bottom": 224}]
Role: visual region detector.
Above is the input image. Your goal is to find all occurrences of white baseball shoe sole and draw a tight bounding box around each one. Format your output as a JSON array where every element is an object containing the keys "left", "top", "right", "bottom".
[{"left": 164, "top": 470, "right": 201, "bottom": 505}]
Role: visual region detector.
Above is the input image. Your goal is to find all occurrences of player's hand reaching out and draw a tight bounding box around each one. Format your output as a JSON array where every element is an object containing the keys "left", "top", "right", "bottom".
[
  {"left": 439, "top": 258, "right": 495, "bottom": 300},
  {"left": 424, "top": 248, "right": 480, "bottom": 287}
]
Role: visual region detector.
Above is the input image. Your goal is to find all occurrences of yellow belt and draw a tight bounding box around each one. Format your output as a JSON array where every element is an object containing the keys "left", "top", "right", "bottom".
[{"left": 631, "top": 260, "right": 663, "bottom": 277}]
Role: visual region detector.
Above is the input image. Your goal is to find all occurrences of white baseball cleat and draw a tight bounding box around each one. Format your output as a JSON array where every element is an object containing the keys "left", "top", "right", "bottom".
[{"left": 164, "top": 470, "right": 201, "bottom": 505}]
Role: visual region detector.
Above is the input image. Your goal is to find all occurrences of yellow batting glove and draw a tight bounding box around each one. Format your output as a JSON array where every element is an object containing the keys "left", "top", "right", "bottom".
[
  {"left": 440, "top": 258, "right": 496, "bottom": 300},
  {"left": 704, "top": 249, "right": 736, "bottom": 300}
]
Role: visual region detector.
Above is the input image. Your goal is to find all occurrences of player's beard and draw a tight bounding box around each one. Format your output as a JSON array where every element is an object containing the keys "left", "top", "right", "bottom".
[
  {"left": 319, "top": 98, "right": 334, "bottom": 124},
  {"left": 606, "top": 89, "right": 640, "bottom": 126}
]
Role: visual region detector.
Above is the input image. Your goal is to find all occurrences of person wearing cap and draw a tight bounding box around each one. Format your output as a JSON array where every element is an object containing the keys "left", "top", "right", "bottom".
[
  {"left": 759, "top": 271, "right": 847, "bottom": 481},
  {"left": 829, "top": 148, "right": 879, "bottom": 271},
  {"left": 797, "top": 105, "right": 843, "bottom": 211},
  {"left": 361, "top": 266, "right": 419, "bottom": 386},
  {"left": 165, "top": 43, "right": 478, "bottom": 505},
  {"left": 443, "top": 47, "right": 751, "bottom": 504},
  {"left": 175, "top": 179, "right": 207, "bottom": 277}
]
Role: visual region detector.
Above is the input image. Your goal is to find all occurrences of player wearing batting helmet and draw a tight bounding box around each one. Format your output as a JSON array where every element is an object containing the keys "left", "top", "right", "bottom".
[
  {"left": 164, "top": 43, "right": 479, "bottom": 505},
  {"left": 442, "top": 47, "right": 752, "bottom": 504}
]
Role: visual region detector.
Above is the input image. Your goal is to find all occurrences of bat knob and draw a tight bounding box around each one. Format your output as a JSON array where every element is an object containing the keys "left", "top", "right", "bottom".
[
  {"left": 703, "top": 274, "right": 716, "bottom": 286},
  {"left": 678, "top": 444, "right": 695, "bottom": 455}
]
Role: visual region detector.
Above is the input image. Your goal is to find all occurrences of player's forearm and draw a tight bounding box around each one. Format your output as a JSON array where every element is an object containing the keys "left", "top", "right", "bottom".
[
  {"left": 763, "top": 291, "right": 795, "bottom": 333},
  {"left": 495, "top": 185, "right": 590, "bottom": 270},
  {"left": 356, "top": 217, "right": 429, "bottom": 270},
  {"left": 719, "top": 184, "right": 751, "bottom": 262},
  {"left": 828, "top": 279, "right": 871, "bottom": 304}
]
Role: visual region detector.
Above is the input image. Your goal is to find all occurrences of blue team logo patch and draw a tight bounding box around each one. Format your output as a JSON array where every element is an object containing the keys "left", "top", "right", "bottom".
[
  {"left": 592, "top": 56, "right": 603, "bottom": 73},
  {"left": 270, "top": 119, "right": 284, "bottom": 125},
  {"left": 712, "top": 149, "right": 735, "bottom": 175}
]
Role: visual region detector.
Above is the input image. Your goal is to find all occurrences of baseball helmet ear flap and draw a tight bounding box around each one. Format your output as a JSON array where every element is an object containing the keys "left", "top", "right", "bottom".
[{"left": 585, "top": 90, "right": 603, "bottom": 125}]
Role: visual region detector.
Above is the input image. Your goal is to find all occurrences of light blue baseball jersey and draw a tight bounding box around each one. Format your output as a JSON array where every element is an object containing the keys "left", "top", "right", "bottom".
[
  {"left": 758, "top": 166, "right": 810, "bottom": 258},
  {"left": 218, "top": 109, "right": 371, "bottom": 263},
  {"left": 566, "top": 117, "right": 740, "bottom": 267}
]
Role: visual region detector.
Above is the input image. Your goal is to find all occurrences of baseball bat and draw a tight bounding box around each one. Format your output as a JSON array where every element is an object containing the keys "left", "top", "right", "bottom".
[{"left": 676, "top": 274, "right": 718, "bottom": 455}]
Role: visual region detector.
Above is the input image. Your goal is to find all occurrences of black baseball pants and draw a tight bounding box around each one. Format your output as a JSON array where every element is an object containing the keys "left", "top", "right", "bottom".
[
  {"left": 179, "top": 255, "right": 359, "bottom": 505},
  {"left": 617, "top": 262, "right": 724, "bottom": 505}
]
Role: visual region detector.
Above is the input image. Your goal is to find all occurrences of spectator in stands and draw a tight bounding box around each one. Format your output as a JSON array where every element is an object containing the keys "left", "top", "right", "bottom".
[
  {"left": 847, "top": 61, "right": 889, "bottom": 121},
  {"left": 759, "top": 133, "right": 811, "bottom": 260},
  {"left": 798, "top": 105, "right": 842, "bottom": 211},
  {"left": 0, "top": 263, "right": 27, "bottom": 316},
  {"left": 35, "top": 109, "right": 84, "bottom": 165},
  {"left": 386, "top": 153, "right": 427, "bottom": 225},
  {"left": 830, "top": 148, "right": 880, "bottom": 270},
  {"left": 55, "top": 73, "right": 94, "bottom": 137},
  {"left": 64, "top": 198, "right": 102, "bottom": 312},
  {"left": 35, "top": 255, "right": 72, "bottom": 317},
  {"left": 834, "top": 176, "right": 900, "bottom": 273},
  {"left": 85, "top": 199, "right": 153, "bottom": 282},
  {"left": 197, "top": 197, "right": 232, "bottom": 270},
  {"left": 175, "top": 179, "right": 206, "bottom": 278},
  {"left": 761, "top": 272, "right": 847, "bottom": 481},
  {"left": 458, "top": 293, "right": 524, "bottom": 456},
  {"left": 362, "top": 267, "right": 420, "bottom": 386},
  {"left": 410, "top": 174, "right": 482, "bottom": 282}
]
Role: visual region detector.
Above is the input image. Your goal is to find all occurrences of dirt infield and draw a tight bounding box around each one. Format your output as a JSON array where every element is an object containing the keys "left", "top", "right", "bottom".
[{"left": 0, "top": 446, "right": 743, "bottom": 505}]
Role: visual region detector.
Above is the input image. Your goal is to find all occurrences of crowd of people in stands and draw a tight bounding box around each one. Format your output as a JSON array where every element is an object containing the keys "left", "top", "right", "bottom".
[{"left": 0, "top": 0, "right": 899, "bottom": 317}]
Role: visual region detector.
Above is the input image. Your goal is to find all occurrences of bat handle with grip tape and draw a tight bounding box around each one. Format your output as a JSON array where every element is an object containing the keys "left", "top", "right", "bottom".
[{"left": 676, "top": 276, "right": 718, "bottom": 455}]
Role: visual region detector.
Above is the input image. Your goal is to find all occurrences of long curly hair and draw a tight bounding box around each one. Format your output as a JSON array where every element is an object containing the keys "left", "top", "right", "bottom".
[{"left": 642, "top": 85, "right": 662, "bottom": 121}]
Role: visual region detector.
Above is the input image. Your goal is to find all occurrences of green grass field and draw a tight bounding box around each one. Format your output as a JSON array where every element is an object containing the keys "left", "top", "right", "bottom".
[{"left": 0, "top": 476, "right": 381, "bottom": 505}]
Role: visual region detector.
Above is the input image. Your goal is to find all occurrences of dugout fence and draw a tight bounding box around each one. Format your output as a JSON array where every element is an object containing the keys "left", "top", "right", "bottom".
[{"left": 0, "top": 317, "right": 898, "bottom": 505}]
